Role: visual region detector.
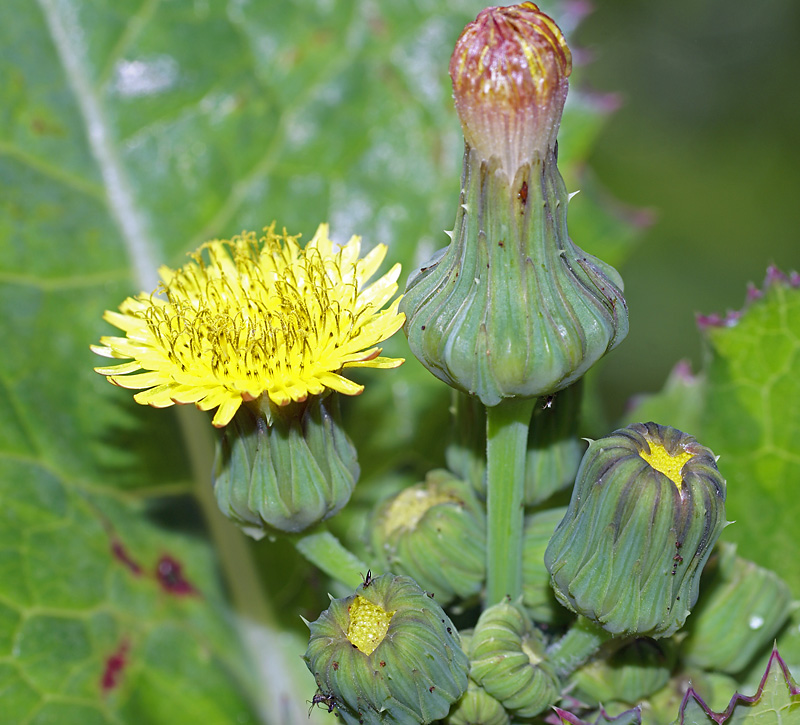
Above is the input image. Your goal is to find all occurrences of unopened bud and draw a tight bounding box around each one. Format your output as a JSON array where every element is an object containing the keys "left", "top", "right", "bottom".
[
  {"left": 450, "top": 2, "right": 571, "bottom": 173},
  {"left": 213, "top": 394, "right": 358, "bottom": 537},
  {"left": 545, "top": 422, "right": 727, "bottom": 637}
]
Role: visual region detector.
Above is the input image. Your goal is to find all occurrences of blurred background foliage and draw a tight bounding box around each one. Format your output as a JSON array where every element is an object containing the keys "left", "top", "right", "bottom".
[
  {"left": 577, "top": 0, "right": 800, "bottom": 414},
  {"left": 1, "top": 0, "right": 799, "bottom": 722}
]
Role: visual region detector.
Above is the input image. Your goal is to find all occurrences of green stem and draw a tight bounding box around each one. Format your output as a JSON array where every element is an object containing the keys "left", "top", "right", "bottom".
[
  {"left": 546, "top": 615, "right": 614, "bottom": 678},
  {"left": 290, "top": 523, "right": 367, "bottom": 590},
  {"left": 485, "top": 397, "right": 536, "bottom": 606},
  {"left": 178, "top": 407, "right": 276, "bottom": 626}
]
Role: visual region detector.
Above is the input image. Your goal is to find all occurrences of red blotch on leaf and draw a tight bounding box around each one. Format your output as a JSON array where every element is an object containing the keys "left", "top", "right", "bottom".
[
  {"left": 156, "top": 555, "right": 197, "bottom": 596},
  {"left": 101, "top": 640, "right": 130, "bottom": 693},
  {"left": 111, "top": 539, "right": 142, "bottom": 575}
]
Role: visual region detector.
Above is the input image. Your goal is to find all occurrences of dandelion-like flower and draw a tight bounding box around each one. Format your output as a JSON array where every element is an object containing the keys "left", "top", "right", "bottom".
[{"left": 92, "top": 223, "right": 405, "bottom": 428}]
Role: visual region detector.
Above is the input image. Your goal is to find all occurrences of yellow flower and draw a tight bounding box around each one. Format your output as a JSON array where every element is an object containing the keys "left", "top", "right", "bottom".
[{"left": 92, "top": 223, "right": 405, "bottom": 428}]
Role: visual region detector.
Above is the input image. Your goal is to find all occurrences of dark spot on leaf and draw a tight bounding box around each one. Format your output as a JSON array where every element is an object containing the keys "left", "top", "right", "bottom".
[
  {"left": 101, "top": 639, "right": 129, "bottom": 692},
  {"left": 111, "top": 539, "right": 142, "bottom": 575},
  {"left": 156, "top": 555, "right": 197, "bottom": 596}
]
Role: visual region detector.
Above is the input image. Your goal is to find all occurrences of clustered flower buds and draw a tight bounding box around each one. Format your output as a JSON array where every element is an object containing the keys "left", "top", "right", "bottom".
[
  {"left": 545, "top": 422, "right": 728, "bottom": 637},
  {"left": 401, "top": 3, "right": 628, "bottom": 406},
  {"left": 303, "top": 574, "right": 469, "bottom": 724}
]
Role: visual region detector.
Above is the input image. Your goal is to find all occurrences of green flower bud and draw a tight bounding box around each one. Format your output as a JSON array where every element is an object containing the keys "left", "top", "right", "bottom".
[
  {"left": 303, "top": 573, "right": 469, "bottom": 724},
  {"left": 525, "top": 381, "right": 584, "bottom": 505},
  {"left": 469, "top": 599, "right": 560, "bottom": 718},
  {"left": 441, "top": 630, "right": 511, "bottom": 725},
  {"left": 401, "top": 4, "right": 627, "bottom": 407},
  {"left": 445, "top": 392, "right": 487, "bottom": 495},
  {"left": 444, "top": 680, "right": 510, "bottom": 725},
  {"left": 571, "top": 638, "right": 675, "bottom": 707},
  {"left": 522, "top": 507, "right": 572, "bottom": 625},
  {"left": 545, "top": 422, "right": 727, "bottom": 638},
  {"left": 370, "top": 470, "right": 486, "bottom": 604},
  {"left": 682, "top": 542, "right": 792, "bottom": 674},
  {"left": 213, "top": 394, "right": 358, "bottom": 537}
]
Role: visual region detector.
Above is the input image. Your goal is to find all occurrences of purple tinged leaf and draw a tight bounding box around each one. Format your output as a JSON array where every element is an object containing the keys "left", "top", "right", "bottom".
[{"left": 677, "top": 647, "right": 800, "bottom": 724}]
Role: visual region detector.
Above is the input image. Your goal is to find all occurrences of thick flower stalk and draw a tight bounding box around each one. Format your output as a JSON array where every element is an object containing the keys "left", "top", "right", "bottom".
[
  {"left": 399, "top": 3, "right": 628, "bottom": 607},
  {"left": 303, "top": 574, "right": 469, "bottom": 724},
  {"left": 545, "top": 422, "right": 728, "bottom": 638},
  {"left": 92, "top": 223, "right": 404, "bottom": 428},
  {"left": 401, "top": 3, "right": 628, "bottom": 406}
]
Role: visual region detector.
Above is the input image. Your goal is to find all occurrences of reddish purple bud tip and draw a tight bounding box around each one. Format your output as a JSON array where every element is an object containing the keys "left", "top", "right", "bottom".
[{"left": 449, "top": 3, "right": 572, "bottom": 171}]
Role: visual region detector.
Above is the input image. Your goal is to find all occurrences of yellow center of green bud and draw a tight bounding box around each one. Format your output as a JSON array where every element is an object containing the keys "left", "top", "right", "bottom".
[
  {"left": 346, "top": 596, "right": 394, "bottom": 655},
  {"left": 384, "top": 486, "right": 458, "bottom": 535},
  {"left": 639, "top": 441, "right": 693, "bottom": 490}
]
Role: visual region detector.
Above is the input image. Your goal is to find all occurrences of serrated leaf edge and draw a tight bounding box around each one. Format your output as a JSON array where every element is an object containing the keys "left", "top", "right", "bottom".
[{"left": 677, "top": 645, "right": 799, "bottom": 724}]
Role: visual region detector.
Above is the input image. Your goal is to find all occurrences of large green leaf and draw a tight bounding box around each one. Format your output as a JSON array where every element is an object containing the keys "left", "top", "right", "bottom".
[
  {"left": 1, "top": 0, "right": 640, "bottom": 721},
  {"left": 625, "top": 273, "right": 800, "bottom": 595}
]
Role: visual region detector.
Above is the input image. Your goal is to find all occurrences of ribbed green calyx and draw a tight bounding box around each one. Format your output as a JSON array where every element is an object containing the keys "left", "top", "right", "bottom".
[
  {"left": 545, "top": 422, "right": 728, "bottom": 638},
  {"left": 570, "top": 638, "right": 675, "bottom": 707},
  {"left": 401, "top": 144, "right": 628, "bottom": 407},
  {"left": 469, "top": 599, "right": 560, "bottom": 718},
  {"left": 444, "top": 680, "right": 510, "bottom": 725},
  {"left": 682, "top": 542, "right": 792, "bottom": 674},
  {"left": 303, "top": 574, "right": 469, "bottom": 724},
  {"left": 441, "top": 630, "right": 510, "bottom": 725},
  {"left": 370, "top": 470, "right": 486, "bottom": 604},
  {"left": 212, "top": 394, "right": 358, "bottom": 537},
  {"left": 522, "top": 506, "right": 572, "bottom": 625}
]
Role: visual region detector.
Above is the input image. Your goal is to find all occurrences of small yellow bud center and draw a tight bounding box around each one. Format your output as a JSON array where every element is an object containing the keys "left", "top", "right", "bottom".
[
  {"left": 346, "top": 596, "right": 394, "bottom": 655},
  {"left": 639, "top": 441, "right": 693, "bottom": 490},
  {"left": 384, "top": 486, "right": 459, "bottom": 536}
]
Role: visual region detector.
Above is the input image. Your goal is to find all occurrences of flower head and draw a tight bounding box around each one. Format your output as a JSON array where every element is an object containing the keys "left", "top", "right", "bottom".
[
  {"left": 92, "top": 224, "right": 404, "bottom": 427},
  {"left": 450, "top": 2, "right": 572, "bottom": 172},
  {"left": 303, "top": 574, "right": 469, "bottom": 723}
]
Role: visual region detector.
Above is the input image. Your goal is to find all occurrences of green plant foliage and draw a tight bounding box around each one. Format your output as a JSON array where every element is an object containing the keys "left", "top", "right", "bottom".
[
  {"left": 0, "top": 0, "right": 644, "bottom": 722},
  {"left": 625, "top": 273, "right": 800, "bottom": 595},
  {"left": 677, "top": 649, "right": 800, "bottom": 724},
  {"left": 0, "top": 458, "right": 258, "bottom": 723}
]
